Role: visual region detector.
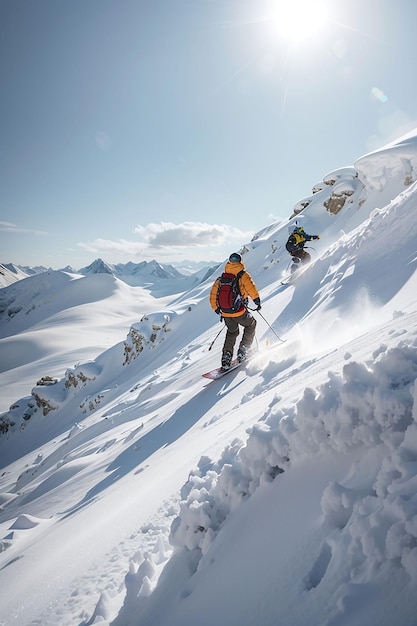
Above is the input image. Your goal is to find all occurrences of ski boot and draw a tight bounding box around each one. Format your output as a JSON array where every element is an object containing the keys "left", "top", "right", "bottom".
[
  {"left": 237, "top": 345, "right": 248, "bottom": 362},
  {"left": 221, "top": 351, "right": 232, "bottom": 371},
  {"left": 291, "top": 256, "right": 301, "bottom": 276}
]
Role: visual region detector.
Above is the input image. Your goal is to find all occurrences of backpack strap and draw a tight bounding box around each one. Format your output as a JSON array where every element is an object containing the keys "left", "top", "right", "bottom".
[{"left": 236, "top": 269, "right": 245, "bottom": 283}]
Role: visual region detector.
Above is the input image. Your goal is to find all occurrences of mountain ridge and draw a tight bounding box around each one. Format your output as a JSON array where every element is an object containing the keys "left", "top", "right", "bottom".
[{"left": 0, "top": 258, "right": 220, "bottom": 290}]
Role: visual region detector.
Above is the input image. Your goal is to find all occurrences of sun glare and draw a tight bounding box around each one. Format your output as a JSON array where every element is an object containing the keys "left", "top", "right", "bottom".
[{"left": 269, "top": 0, "right": 328, "bottom": 43}]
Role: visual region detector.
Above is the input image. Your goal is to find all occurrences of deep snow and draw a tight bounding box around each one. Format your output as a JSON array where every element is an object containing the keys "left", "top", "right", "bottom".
[{"left": 1, "top": 130, "right": 417, "bottom": 625}]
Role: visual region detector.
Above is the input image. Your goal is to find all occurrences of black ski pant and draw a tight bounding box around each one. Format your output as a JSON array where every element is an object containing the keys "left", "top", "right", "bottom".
[
  {"left": 291, "top": 248, "right": 311, "bottom": 264},
  {"left": 222, "top": 310, "right": 256, "bottom": 356}
]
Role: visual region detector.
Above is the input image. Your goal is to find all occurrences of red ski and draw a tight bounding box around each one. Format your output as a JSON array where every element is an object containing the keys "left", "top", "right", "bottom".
[{"left": 202, "top": 350, "right": 256, "bottom": 380}]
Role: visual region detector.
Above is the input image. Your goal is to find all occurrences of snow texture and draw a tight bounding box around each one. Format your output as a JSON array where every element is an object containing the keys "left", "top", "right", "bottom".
[{"left": 1, "top": 130, "right": 417, "bottom": 625}]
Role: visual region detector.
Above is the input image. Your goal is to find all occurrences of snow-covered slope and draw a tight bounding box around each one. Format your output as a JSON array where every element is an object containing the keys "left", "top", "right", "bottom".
[
  {"left": 0, "top": 259, "right": 217, "bottom": 293},
  {"left": 1, "top": 131, "right": 417, "bottom": 626},
  {"left": 0, "top": 263, "right": 56, "bottom": 287},
  {"left": 0, "top": 272, "right": 171, "bottom": 414},
  {"left": 0, "top": 263, "right": 31, "bottom": 288}
]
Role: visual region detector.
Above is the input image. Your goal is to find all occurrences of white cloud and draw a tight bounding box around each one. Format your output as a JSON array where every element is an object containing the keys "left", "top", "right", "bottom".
[
  {"left": 78, "top": 221, "right": 253, "bottom": 261},
  {"left": 134, "top": 221, "right": 252, "bottom": 247}
]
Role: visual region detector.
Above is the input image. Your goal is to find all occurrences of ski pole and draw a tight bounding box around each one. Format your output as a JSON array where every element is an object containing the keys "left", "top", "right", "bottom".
[
  {"left": 208, "top": 322, "right": 225, "bottom": 351},
  {"left": 284, "top": 258, "right": 293, "bottom": 273},
  {"left": 249, "top": 308, "right": 286, "bottom": 343}
]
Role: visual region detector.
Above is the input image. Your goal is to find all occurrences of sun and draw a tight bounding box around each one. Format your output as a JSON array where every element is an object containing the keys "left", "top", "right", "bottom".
[{"left": 268, "top": 0, "right": 328, "bottom": 43}]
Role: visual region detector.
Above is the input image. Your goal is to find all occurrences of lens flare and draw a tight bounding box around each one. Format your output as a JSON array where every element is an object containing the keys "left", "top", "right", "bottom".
[{"left": 371, "top": 87, "right": 388, "bottom": 103}]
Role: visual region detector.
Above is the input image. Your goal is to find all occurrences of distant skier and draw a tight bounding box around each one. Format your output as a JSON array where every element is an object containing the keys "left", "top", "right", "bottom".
[
  {"left": 210, "top": 252, "right": 261, "bottom": 371},
  {"left": 285, "top": 225, "right": 320, "bottom": 274}
]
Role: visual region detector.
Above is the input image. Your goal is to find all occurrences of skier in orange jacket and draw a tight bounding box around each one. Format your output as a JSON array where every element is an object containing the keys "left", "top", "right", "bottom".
[{"left": 210, "top": 252, "right": 260, "bottom": 370}]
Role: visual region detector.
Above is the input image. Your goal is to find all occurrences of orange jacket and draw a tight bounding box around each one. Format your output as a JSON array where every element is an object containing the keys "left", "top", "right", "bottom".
[{"left": 209, "top": 260, "right": 260, "bottom": 317}]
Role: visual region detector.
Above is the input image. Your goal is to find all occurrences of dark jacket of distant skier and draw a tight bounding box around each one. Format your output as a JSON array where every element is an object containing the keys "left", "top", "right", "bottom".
[
  {"left": 285, "top": 226, "right": 320, "bottom": 265},
  {"left": 210, "top": 252, "right": 261, "bottom": 371}
]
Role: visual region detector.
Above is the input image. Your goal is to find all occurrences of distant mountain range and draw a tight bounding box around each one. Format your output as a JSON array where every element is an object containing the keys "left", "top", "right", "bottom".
[
  {"left": 0, "top": 259, "right": 220, "bottom": 289},
  {"left": 78, "top": 258, "right": 184, "bottom": 282}
]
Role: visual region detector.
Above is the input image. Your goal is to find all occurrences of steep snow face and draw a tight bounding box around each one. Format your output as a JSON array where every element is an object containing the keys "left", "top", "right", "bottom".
[
  {"left": 291, "top": 128, "right": 417, "bottom": 236},
  {"left": 1, "top": 131, "right": 417, "bottom": 626},
  {"left": 159, "top": 180, "right": 417, "bottom": 626},
  {"left": 355, "top": 130, "right": 417, "bottom": 190},
  {"left": 0, "top": 263, "right": 31, "bottom": 288}
]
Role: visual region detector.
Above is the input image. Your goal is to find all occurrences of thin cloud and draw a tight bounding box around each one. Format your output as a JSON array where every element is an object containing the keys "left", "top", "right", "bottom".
[
  {"left": 78, "top": 238, "right": 146, "bottom": 256},
  {"left": 0, "top": 221, "right": 48, "bottom": 235}
]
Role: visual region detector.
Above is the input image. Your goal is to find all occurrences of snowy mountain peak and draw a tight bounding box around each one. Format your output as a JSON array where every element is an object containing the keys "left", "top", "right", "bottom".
[
  {"left": 78, "top": 257, "right": 115, "bottom": 275},
  {"left": 0, "top": 263, "right": 30, "bottom": 287},
  {"left": 114, "top": 259, "right": 184, "bottom": 280}
]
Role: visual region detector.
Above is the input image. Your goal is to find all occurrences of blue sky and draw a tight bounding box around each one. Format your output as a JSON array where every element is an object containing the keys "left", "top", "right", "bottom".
[{"left": 1, "top": 0, "right": 416, "bottom": 269}]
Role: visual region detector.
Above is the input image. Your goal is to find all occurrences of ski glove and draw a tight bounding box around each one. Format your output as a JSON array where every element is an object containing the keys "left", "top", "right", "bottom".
[{"left": 253, "top": 297, "right": 261, "bottom": 311}]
